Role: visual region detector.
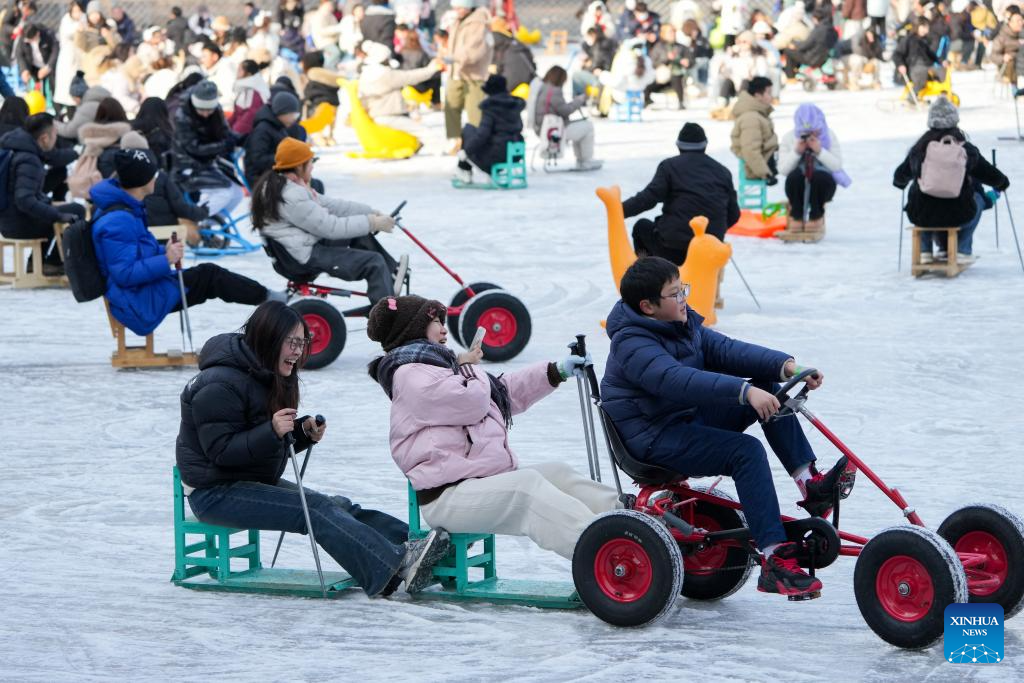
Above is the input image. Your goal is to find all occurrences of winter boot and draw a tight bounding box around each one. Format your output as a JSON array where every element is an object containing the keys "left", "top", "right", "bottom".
[
  {"left": 797, "top": 455, "right": 851, "bottom": 517},
  {"left": 757, "top": 542, "right": 823, "bottom": 598},
  {"left": 803, "top": 215, "right": 825, "bottom": 233},
  {"left": 783, "top": 213, "right": 805, "bottom": 234},
  {"left": 454, "top": 156, "right": 473, "bottom": 184},
  {"left": 399, "top": 529, "right": 451, "bottom": 594},
  {"left": 576, "top": 159, "right": 604, "bottom": 171}
]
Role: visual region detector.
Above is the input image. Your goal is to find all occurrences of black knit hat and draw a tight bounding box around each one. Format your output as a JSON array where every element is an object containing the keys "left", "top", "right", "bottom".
[
  {"left": 482, "top": 74, "right": 507, "bottom": 96},
  {"left": 676, "top": 122, "right": 707, "bottom": 151},
  {"left": 367, "top": 295, "right": 447, "bottom": 351},
  {"left": 114, "top": 149, "right": 158, "bottom": 189}
]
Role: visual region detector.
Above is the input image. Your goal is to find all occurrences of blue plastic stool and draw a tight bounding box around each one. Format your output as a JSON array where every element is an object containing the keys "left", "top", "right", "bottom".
[
  {"left": 615, "top": 90, "right": 644, "bottom": 122},
  {"left": 737, "top": 159, "right": 767, "bottom": 210}
]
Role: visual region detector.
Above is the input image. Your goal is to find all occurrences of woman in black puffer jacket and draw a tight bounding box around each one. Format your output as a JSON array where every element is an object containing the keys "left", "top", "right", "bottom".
[
  {"left": 176, "top": 302, "right": 449, "bottom": 597},
  {"left": 457, "top": 75, "right": 525, "bottom": 178}
]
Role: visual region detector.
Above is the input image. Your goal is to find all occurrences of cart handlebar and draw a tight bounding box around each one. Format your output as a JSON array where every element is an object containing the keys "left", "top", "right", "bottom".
[{"left": 390, "top": 201, "right": 407, "bottom": 218}]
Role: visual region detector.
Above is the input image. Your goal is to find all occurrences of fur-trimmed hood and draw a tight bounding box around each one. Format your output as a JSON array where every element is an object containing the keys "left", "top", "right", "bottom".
[{"left": 78, "top": 121, "right": 132, "bottom": 157}]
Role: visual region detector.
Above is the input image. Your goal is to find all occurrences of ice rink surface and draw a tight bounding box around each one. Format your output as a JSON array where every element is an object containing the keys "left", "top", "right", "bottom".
[{"left": 2, "top": 68, "right": 1023, "bottom": 682}]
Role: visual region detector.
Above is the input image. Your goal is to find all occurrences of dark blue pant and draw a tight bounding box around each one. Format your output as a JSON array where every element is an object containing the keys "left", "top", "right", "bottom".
[
  {"left": 643, "top": 382, "right": 816, "bottom": 549},
  {"left": 188, "top": 479, "right": 409, "bottom": 596}
]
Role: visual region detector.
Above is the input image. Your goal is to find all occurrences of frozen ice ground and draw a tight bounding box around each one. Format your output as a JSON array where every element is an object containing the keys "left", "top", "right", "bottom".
[{"left": 2, "top": 69, "right": 1024, "bottom": 682}]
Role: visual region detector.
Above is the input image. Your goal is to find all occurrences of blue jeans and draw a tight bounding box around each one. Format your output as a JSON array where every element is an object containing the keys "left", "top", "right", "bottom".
[
  {"left": 920, "top": 192, "right": 984, "bottom": 255},
  {"left": 188, "top": 479, "right": 409, "bottom": 596},
  {"left": 572, "top": 70, "right": 600, "bottom": 98},
  {"left": 642, "top": 381, "right": 816, "bottom": 549}
]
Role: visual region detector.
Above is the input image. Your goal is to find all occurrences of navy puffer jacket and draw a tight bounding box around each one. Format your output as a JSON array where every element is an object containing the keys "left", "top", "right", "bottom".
[
  {"left": 462, "top": 92, "right": 525, "bottom": 173},
  {"left": 601, "top": 301, "right": 790, "bottom": 458}
]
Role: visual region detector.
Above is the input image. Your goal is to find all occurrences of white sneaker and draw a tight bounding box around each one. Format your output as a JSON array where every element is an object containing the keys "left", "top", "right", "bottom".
[
  {"left": 454, "top": 166, "right": 472, "bottom": 184},
  {"left": 956, "top": 253, "right": 978, "bottom": 264},
  {"left": 576, "top": 159, "right": 604, "bottom": 171},
  {"left": 920, "top": 253, "right": 934, "bottom": 264},
  {"left": 393, "top": 254, "right": 409, "bottom": 295},
  {"left": 935, "top": 250, "right": 948, "bottom": 261}
]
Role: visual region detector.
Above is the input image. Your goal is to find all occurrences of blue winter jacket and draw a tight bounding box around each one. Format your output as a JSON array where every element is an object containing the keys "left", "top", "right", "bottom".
[
  {"left": 601, "top": 300, "right": 791, "bottom": 459},
  {"left": 91, "top": 178, "right": 181, "bottom": 336}
]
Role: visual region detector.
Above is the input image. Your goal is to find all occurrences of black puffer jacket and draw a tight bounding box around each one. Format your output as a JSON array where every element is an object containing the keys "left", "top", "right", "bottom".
[
  {"left": 623, "top": 150, "right": 740, "bottom": 250},
  {"left": 892, "top": 34, "right": 940, "bottom": 70},
  {"left": 176, "top": 333, "right": 314, "bottom": 490},
  {"left": 792, "top": 21, "right": 839, "bottom": 68},
  {"left": 172, "top": 96, "right": 237, "bottom": 192},
  {"left": 461, "top": 92, "right": 525, "bottom": 173},
  {"left": 893, "top": 134, "right": 1009, "bottom": 228},
  {"left": 0, "top": 127, "right": 62, "bottom": 236},
  {"left": 244, "top": 105, "right": 308, "bottom": 186}
]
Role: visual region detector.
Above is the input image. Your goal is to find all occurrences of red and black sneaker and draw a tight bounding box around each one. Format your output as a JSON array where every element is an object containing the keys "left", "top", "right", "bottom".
[
  {"left": 757, "top": 542, "right": 823, "bottom": 598},
  {"left": 797, "top": 456, "right": 851, "bottom": 518}
]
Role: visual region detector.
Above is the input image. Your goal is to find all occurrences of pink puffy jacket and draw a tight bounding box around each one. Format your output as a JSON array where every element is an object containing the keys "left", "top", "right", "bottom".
[{"left": 389, "top": 361, "right": 557, "bottom": 490}]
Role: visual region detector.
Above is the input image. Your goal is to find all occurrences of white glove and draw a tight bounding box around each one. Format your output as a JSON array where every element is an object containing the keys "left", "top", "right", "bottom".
[
  {"left": 367, "top": 213, "right": 396, "bottom": 233},
  {"left": 557, "top": 353, "right": 592, "bottom": 380}
]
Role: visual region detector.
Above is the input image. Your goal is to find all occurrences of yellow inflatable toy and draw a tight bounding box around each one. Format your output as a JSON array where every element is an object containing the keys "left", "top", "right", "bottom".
[
  {"left": 510, "top": 82, "right": 529, "bottom": 100},
  {"left": 596, "top": 185, "right": 730, "bottom": 325},
  {"left": 401, "top": 85, "right": 433, "bottom": 108},
  {"left": 339, "top": 78, "right": 422, "bottom": 160},
  {"left": 300, "top": 102, "right": 338, "bottom": 136},
  {"left": 515, "top": 26, "right": 541, "bottom": 45},
  {"left": 24, "top": 89, "right": 47, "bottom": 115}
]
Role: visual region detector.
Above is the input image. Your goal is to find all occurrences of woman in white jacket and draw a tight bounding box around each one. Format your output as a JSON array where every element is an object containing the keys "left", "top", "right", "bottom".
[
  {"left": 251, "top": 138, "right": 403, "bottom": 305},
  {"left": 54, "top": 2, "right": 86, "bottom": 112},
  {"left": 358, "top": 40, "right": 442, "bottom": 121},
  {"left": 778, "top": 103, "right": 851, "bottom": 232}
]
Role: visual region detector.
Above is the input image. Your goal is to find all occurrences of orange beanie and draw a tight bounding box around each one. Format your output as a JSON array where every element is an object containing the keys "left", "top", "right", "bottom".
[{"left": 273, "top": 137, "right": 315, "bottom": 171}]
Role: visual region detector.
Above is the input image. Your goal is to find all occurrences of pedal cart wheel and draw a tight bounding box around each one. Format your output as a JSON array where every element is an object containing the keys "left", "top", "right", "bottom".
[
  {"left": 459, "top": 289, "right": 532, "bottom": 362},
  {"left": 854, "top": 526, "right": 968, "bottom": 649},
  {"left": 679, "top": 486, "right": 756, "bottom": 601},
  {"left": 572, "top": 510, "right": 683, "bottom": 627},
  {"left": 938, "top": 504, "right": 1024, "bottom": 618},
  {"left": 447, "top": 281, "right": 500, "bottom": 346},
  {"left": 289, "top": 299, "right": 346, "bottom": 370}
]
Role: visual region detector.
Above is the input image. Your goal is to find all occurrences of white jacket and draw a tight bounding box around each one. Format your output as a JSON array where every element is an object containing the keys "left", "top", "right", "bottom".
[
  {"left": 358, "top": 62, "right": 440, "bottom": 119},
  {"left": 260, "top": 180, "right": 375, "bottom": 264},
  {"left": 778, "top": 128, "right": 844, "bottom": 176},
  {"left": 205, "top": 58, "right": 237, "bottom": 111}
]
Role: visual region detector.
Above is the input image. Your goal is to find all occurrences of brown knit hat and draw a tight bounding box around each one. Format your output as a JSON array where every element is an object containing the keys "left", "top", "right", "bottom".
[{"left": 367, "top": 295, "right": 447, "bottom": 351}]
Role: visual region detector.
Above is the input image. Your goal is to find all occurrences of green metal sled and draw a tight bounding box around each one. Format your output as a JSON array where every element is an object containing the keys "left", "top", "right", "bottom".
[
  {"left": 451, "top": 141, "right": 528, "bottom": 191},
  {"left": 407, "top": 483, "right": 582, "bottom": 610},
  {"left": 170, "top": 466, "right": 358, "bottom": 598}
]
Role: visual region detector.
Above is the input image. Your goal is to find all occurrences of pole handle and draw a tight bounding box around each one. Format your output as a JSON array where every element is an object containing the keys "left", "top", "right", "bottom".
[
  {"left": 572, "top": 334, "right": 587, "bottom": 357},
  {"left": 170, "top": 231, "right": 182, "bottom": 271}
]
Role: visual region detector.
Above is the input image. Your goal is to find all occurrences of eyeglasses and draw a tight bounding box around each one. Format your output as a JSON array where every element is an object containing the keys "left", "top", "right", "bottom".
[
  {"left": 312, "top": 156, "right": 320, "bottom": 164},
  {"left": 285, "top": 336, "right": 311, "bottom": 352},
  {"left": 660, "top": 283, "right": 691, "bottom": 302}
]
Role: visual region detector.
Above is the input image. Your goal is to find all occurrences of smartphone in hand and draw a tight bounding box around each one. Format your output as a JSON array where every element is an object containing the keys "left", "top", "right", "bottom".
[{"left": 471, "top": 326, "right": 486, "bottom": 350}]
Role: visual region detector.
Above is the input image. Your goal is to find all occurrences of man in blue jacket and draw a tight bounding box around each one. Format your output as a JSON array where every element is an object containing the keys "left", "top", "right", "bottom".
[
  {"left": 92, "top": 150, "right": 282, "bottom": 337},
  {"left": 601, "top": 257, "right": 850, "bottom": 599}
]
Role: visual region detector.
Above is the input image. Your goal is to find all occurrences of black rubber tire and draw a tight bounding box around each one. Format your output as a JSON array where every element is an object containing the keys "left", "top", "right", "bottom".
[
  {"left": 679, "top": 487, "right": 755, "bottom": 601},
  {"left": 448, "top": 281, "right": 501, "bottom": 347},
  {"left": 854, "top": 526, "right": 968, "bottom": 649},
  {"left": 938, "top": 504, "right": 1024, "bottom": 619},
  {"left": 459, "top": 289, "right": 532, "bottom": 362},
  {"left": 289, "top": 298, "right": 346, "bottom": 370},
  {"left": 573, "top": 510, "right": 683, "bottom": 627}
]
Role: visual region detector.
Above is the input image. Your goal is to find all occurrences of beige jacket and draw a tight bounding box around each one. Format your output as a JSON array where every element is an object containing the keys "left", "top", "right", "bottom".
[
  {"left": 730, "top": 91, "right": 778, "bottom": 180},
  {"left": 449, "top": 8, "right": 494, "bottom": 82}
]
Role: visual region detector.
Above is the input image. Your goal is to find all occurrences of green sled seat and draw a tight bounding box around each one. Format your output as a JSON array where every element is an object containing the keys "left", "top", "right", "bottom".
[
  {"left": 452, "top": 141, "right": 528, "bottom": 191},
  {"left": 170, "top": 466, "right": 358, "bottom": 598}
]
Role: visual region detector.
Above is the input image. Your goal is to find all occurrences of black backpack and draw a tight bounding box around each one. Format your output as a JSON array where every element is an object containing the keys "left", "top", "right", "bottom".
[{"left": 62, "top": 203, "right": 131, "bottom": 303}]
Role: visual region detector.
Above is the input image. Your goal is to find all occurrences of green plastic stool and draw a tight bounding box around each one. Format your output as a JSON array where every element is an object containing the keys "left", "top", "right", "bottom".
[
  {"left": 737, "top": 159, "right": 767, "bottom": 210},
  {"left": 490, "top": 141, "right": 528, "bottom": 190}
]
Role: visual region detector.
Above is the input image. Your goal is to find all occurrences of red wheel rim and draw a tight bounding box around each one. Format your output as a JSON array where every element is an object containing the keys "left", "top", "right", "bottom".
[
  {"left": 683, "top": 513, "right": 729, "bottom": 576},
  {"left": 303, "top": 313, "right": 332, "bottom": 356},
  {"left": 593, "top": 538, "right": 653, "bottom": 603},
  {"left": 476, "top": 307, "right": 517, "bottom": 348},
  {"left": 956, "top": 531, "right": 1008, "bottom": 597},
  {"left": 875, "top": 555, "right": 936, "bottom": 622}
]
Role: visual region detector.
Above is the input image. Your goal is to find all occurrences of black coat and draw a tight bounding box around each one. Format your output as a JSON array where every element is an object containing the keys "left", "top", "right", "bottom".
[
  {"left": 172, "top": 97, "right": 237, "bottom": 191},
  {"left": 893, "top": 137, "right": 1009, "bottom": 227},
  {"left": 0, "top": 128, "right": 63, "bottom": 236},
  {"left": 491, "top": 32, "right": 536, "bottom": 90},
  {"left": 176, "top": 333, "right": 314, "bottom": 490},
  {"left": 792, "top": 21, "right": 839, "bottom": 68},
  {"left": 303, "top": 79, "right": 340, "bottom": 110},
  {"left": 361, "top": 6, "right": 397, "bottom": 48},
  {"left": 133, "top": 123, "right": 174, "bottom": 169},
  {"left": 892, "top": 34, "right": 940, "bottom": 70},
  {"left": 461, "top": 92, "right": 525, "bottom": 173},
  {"left": 244, "top": 105, "right": 307, "bottom": 186},
  {"left": 15, "top": 28, "right": 59, "bottom": 78},
  {"left": 622, "top": 150, "right": 740, "bottom": 248},
  {"left": 583, "top": 35, "right": 617, "bottom": 72},
  {"left": 166, "top": 17, "right": 189, "bottom": 51}
]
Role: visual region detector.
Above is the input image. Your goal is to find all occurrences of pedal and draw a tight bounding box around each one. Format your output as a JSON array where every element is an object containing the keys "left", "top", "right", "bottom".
[
  {"left": 838, "top": 467, "right": 857, "bottom": 500},
  {"left": 788, "top": 590, "right": 821, "bottom": 602}
]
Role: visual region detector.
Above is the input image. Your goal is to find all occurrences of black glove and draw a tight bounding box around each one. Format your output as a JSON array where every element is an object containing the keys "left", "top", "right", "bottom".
[
  {"left": 765, "top": 175, "right": 779, "bottom": 187},
  {"left": 58, "top": 212, "right": 79, "bottom": 224}
]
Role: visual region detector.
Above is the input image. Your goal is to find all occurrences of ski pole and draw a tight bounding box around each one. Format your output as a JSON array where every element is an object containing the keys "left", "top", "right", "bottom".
[
  {"left": 570, "top": 335, "right": 598, "bottom": 482},
  {"left": 729, "top": 256, "right": 761, "bottom": 310},
  {"left": 171, "top": 232, "right": 194, "bottom": 354},
  {"left": 1001, "top": 190, "right": 1024, "bottom": 274},
  {"left": 286, "top": 432, "right": 328, "bottom": 598},
  {"left": 898, "top": 186, "right": 906, "bottom": 272},
  {"left": 992, "top": 149, "right": 1000, "bottom": 249},
  {"left": 271, "top": 414, "right": 325, "bottom": 568},
  {"left": 899, "top": 70, "right": 919, "bottom": 107},
  {"left": 802, "top": 150, "right": 813, "bottom": 225}
]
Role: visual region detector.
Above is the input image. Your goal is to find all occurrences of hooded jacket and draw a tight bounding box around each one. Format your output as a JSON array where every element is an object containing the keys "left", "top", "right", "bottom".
[
  {"left": 0, "top": 128, "right": 65, "bottom": 236},
  {"left": 229, "top": 74, "right": 272, "bottom": 135},
  {"left": 385, "top": 361, "right": 555, "bottom": 491},
  {"left": 172, "top": 97, "right": 236, "bottom": 191},
  {"left": 491, "top": 30, "right": 536, "bottom": 90},
  {"left": 358, "top": 61, "right": 440, "bottom": 119},
  {"left": 176, "top": 332, "right": 314, "bottom": 490},
  {"left": 450, "top": 7, "right": 494, "bottom": 82},
  {"left": 601, "top": 301, "right": 791, "bottom": 459},
  {"left": 303, "top": 66, "right": 342, "bottom": 109},
  {"left": 460, "top": 91, "right": 525, "bottom": 173},
  {"left": 622, "top": 149, "right": 740, "bottom": 249},
  {"left": 78, "top": 120, "right": 132, "bottom": 164},
  {"left": 730, "top": 91, "right": 778, "bottom": 179},
  {"left": 56, "top": 85, "right": 112, "bottom": 140},
  {"left": 243, "top": 104, "right": 307, "bottom": 187},
  {"left": 259, "top": 180, "right": 374, "bottom": 264},
  {"left": 90, "top": 178, "right": 180, "bottom": 335}
]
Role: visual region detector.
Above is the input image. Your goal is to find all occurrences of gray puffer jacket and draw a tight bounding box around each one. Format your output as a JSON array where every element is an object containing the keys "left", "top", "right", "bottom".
[
  {"left": 56, "top": 86, "right": 112, "bottom": 140},
  {"left": 260, "top": 180, "right": 375, "bottom": 264}
]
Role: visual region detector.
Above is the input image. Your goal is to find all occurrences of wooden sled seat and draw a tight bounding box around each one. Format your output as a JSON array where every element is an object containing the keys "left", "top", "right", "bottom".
[
  {"left": 909, "top": 227, "right": 970, "bottom": 278},
  {"left": 104, "top": 298, "right": 197, "bottom": 368},
  {"left": 0, "top": 236, "right": 64, "bottom": 289}
]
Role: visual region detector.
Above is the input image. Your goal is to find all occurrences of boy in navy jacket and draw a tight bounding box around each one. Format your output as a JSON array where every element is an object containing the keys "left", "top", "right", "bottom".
[{"left": 602, "top": 257, "right": 850, "bottom": 598}]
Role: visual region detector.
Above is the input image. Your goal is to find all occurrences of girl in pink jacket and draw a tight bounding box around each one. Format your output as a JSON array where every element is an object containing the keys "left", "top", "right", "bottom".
[{"left": 367, "top": 295, "right": 621, "bottom": 559}]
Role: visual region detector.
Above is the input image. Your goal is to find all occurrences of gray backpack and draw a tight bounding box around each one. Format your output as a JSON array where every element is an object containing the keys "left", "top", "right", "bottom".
[{"left": 918, "top": 135, "right": 967, "bottom": 199}]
